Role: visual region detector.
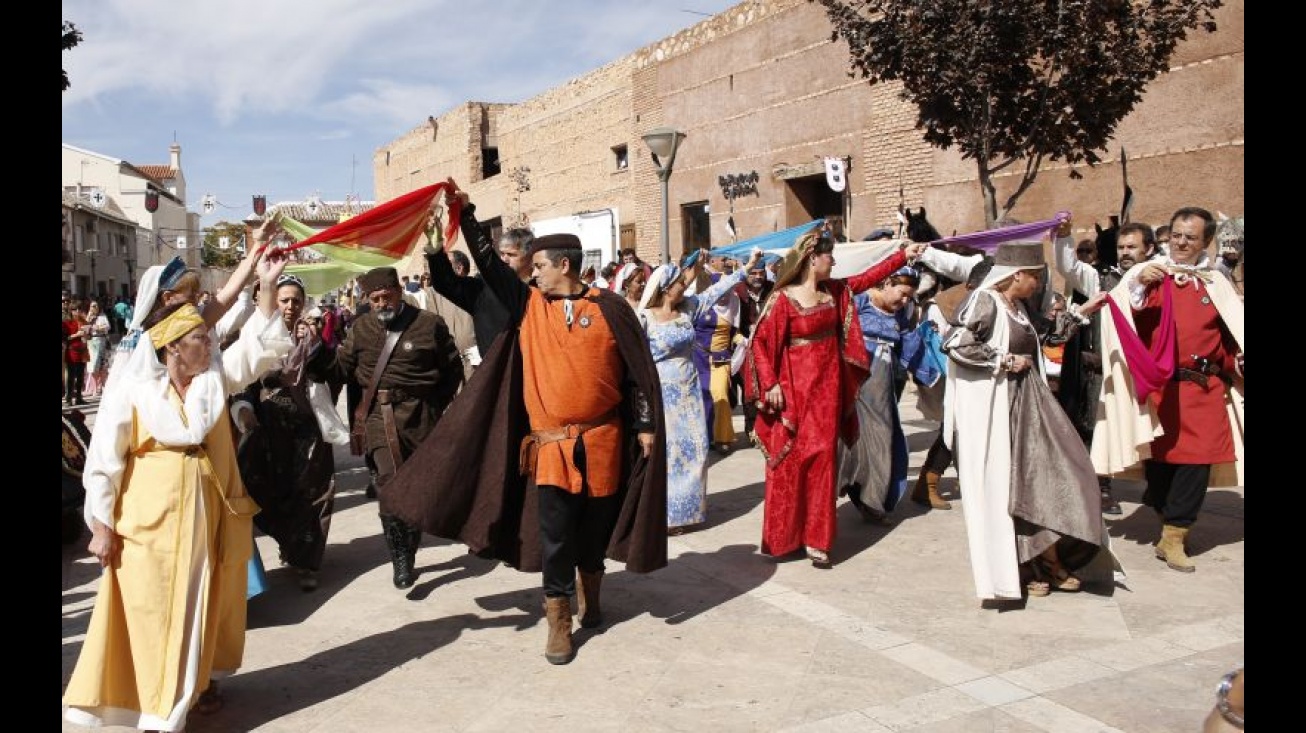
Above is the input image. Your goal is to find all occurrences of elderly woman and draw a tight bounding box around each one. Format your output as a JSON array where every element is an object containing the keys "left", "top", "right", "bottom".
[
  {"left": 942, "top": 240, "right": 1112, "bottom": 601},
  {"left": 63, "top": 252, "right": 291, "bottom": 731},
  {"left": 613, "top": 262, "right": 649, "bottom": 311},
  {"left": 638, "top": 248, "right": 760, "bottom": 533},
  {"left": 744, "top": 227, "right": 926, "bottom": 568}
]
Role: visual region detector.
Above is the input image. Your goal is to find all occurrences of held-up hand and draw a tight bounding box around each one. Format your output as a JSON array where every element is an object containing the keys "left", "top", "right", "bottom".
[
  {"left": 444, "top": 177, "right": 470, "bottom": 209},
  {"left": 903, "top": 241, "right": 928, "bottom": 260},
  {"left": 744, "top": 248, "right": 764, "bottom": 271},
  {"left": 87, "top": 520, "right": 122, "bottom": 568},
  {"left": 256, "top": 247, "right": 289, "bottom": 284},
  {"left": 1079, "top": 291, "right": 1109, "bottom": 316},
  {"left": 765, "top": 384, "right": 785, "bottom": 412},
  {"left": 1055, "top": 216, "right": 1073, "bottom": 239},
  {"left": 637, "top": 431, "right": 656, "bottom": 458},
  {"left": 1135, "top": 263, "right": 1168, "bottom": 287}
]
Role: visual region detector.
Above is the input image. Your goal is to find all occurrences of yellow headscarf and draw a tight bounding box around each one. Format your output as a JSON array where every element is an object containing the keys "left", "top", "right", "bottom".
[
  {"left": 147, "top": 304, "right": 205, "bottom": 350},
  {"left": 771, "top": 224, "right": 828, "bottom": 291}
]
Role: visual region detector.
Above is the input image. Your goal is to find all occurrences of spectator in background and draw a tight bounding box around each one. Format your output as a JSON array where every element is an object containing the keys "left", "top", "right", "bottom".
[
  {"left": 64, "top": 300, "right": 90, "bottom": 406},
  {"left": 83, "top": 300, "right": 112, "bottom": 398}
]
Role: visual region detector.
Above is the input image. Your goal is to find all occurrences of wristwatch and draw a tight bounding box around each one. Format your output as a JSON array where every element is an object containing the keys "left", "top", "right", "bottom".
[{"left": 1215, "top": 667, "right": 1243, "bottom": 730}]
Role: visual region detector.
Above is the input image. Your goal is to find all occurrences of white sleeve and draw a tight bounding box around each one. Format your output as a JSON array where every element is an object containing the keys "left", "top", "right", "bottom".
[
  {"left": 81, "top": 385, "right": 134, "bottom": 530},
  {"left": 918, "top": 247, "right": 982, "bottom": 283},
  {"left": 1052, "top": 236, "right": 1100, "bottom": 296},
  {"left": 220, "top": 308, "right": 293, "bottom": 392},
  {"left": 213, "top": 290, "right": 255, "bottom": 342}
]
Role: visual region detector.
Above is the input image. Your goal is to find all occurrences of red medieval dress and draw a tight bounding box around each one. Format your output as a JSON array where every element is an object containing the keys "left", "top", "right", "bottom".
[{"left": 745, "top": 250, "right": 907, "bottom": 556}]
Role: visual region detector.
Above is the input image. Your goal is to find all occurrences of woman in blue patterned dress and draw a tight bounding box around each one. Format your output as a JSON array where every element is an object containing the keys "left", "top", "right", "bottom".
[{"left": 639, "top": 248, "right": 761, "bottom": 533}]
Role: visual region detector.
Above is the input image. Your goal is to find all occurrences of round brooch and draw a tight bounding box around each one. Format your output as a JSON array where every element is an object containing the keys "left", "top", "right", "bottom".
[
  {"left": 403, "top": 341, "right": 414, "bottom": 351},
  {"left": 1200, "top": 296, "right": 1211, "bottom": 305},
  {"left": 579, "top": 316, "right": 592, "bottom": 328}
]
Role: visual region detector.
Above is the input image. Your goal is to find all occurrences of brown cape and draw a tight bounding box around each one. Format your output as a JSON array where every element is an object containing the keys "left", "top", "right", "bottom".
[{"left": 381, "top": 251, "right": 668, "bottom": 574}]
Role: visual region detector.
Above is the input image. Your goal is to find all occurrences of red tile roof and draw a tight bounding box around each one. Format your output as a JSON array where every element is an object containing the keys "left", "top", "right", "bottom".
[{"left": 137, "top": 165, "right": 175, "bottom": 181}]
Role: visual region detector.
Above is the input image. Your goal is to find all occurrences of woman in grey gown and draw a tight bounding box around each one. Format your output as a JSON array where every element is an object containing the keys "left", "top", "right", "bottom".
[{"left": 942, "top": 240, "right": 1112, "bottom": 600}]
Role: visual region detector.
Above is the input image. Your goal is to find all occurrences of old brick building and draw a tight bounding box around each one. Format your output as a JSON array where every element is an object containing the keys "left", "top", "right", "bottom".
[{"left": 375, "top": 0, "right": 1242, "bottom": 267}]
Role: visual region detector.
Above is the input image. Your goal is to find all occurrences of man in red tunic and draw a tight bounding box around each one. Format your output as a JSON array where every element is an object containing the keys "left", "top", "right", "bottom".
[{"left": 1121, "top": 206, "right": 1244, "bottom": 572}]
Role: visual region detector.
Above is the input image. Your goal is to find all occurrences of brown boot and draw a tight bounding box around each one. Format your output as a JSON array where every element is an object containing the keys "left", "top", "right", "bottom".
[
  {"left": 1155, "top": 524, "right": 1196, "bottom": 573},
  {"left": 911, "top": 469, "right": 951, "bottom": 510},
  {"left": 543, "top": 596, "right": 575, "bottom": 665},
  {"left": 576, "top": 570, "right": 604, "bottom": 629}
]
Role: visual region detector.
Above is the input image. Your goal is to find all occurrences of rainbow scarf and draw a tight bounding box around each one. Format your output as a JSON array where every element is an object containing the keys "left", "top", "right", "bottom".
[{"left": 277, "top": 182, "right": 462, "bottom": 296}]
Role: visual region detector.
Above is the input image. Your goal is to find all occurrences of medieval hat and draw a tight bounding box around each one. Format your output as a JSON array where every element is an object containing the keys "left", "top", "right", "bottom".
[
  {"left": 529, "top": 233, "right": 583, "bottom": 254},
  {"left": 358, "top": 266, "right": 401, "bottom": 294},
  {"left": 978, "top": 240, "right": 1045, "bottom": 291}
]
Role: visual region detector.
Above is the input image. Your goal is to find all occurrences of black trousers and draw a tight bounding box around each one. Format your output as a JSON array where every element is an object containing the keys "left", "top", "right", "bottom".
[
  {"left": 538, "top": 484, "right": 620, "bottom": 598},
  {"left": 923, "top": 432, "right": 953, "bottom": 475},
  {"left": 65, "top": 363, "right": 86, "bottom": 402},
  {"left": 1142, "top": 460, "right": 1211, "bottom": 527}
]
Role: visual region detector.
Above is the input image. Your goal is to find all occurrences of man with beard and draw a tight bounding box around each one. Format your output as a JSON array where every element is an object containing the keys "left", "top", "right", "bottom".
[
  {"left": 1054, "top": 221, "right": 1159, "bottom": 515},
  {"left": 307, "top": 266, "right": 463, "bottom": 589}
]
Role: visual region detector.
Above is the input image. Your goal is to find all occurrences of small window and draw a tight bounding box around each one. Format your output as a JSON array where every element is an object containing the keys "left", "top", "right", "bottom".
[
  {"left": 612, "top": 144, "right": 629, "bottom": 171},
  {"left": 482, "top": 147, "right": 501, "bottom": 179}
]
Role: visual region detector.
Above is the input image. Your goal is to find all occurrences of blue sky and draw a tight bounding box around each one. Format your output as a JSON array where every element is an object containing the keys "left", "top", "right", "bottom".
[{"left": 62, "top": 0, "right": 740, "bottom": 230}]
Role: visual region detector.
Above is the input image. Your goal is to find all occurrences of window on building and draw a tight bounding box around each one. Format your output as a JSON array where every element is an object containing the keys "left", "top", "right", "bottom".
[
  {"left": 612, "top": 144, "right": 629, "bottom": 171},
  {"left": 482, "top": 147, "right": 501, "bottom": 179}
]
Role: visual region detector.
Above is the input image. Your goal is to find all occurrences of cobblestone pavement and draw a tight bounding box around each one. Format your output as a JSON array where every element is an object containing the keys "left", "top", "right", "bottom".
[{"left": 61, "top": 384, "right": 1243, "bottom": 732}]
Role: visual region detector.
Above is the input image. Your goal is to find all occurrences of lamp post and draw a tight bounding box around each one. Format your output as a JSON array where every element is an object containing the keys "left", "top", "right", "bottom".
[
  {"left": 642, "top": 127, "right": 686, "bottom": 265},
  {"left": 84, "top": 248, "right": 99, "bottom": 302}
]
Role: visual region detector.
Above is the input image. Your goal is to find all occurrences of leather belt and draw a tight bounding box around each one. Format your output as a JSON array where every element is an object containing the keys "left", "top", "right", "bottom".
[
  {"left": 377, "top": 388, "right": 413, "bottom": 405},
  {"left": 518, "top": 407, "right": 619, "bottom": 475},
  {"left": 1174, "top": 360, "right": 1229, "bottom": 389},
  {"left": 789, "top": 328, "right": 836, "bottom": 348}
]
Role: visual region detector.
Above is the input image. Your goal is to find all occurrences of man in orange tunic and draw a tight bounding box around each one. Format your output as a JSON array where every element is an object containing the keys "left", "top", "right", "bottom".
[{"left": 384, "top": 182, "right": 668, "bottom": 667}]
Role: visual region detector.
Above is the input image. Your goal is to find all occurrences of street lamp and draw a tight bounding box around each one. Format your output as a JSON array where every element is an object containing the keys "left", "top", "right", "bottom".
[
  {"left": 84, "top": 248, "right": 99, "bottom": 302},
  {"left": 642, "top": 126, "right": 686, "bottom": 264}
]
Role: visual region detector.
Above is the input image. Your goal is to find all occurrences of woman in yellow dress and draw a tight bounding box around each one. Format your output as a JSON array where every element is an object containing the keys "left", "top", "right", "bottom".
[{"left": 63, "top": 251, "right": 291, "bottom": 732}]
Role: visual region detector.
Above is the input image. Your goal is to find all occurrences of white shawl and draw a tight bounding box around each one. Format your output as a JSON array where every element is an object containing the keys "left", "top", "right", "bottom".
[{"left": 82, "top": 309, "right": 293, "bottom": 529}]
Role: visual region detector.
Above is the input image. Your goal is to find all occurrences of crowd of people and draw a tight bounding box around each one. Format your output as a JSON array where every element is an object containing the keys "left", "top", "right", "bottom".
[{"left": 62, "top": 190, "right": 1243, "bottom": 729}]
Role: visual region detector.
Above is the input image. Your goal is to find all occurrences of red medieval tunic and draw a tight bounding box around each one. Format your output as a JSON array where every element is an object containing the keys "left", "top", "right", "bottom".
[
  {"left": 746, "top": 251, "right": 906, "bottom": 556},
  {"left": 1134, "top": 276, "right": 1238, "bottom": 464}
]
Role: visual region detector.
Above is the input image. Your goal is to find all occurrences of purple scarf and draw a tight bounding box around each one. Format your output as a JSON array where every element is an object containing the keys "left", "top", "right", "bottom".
[
  {"left": 1104, "top": 278, "right": 1175, "bottom": 403},
  {"left": 930, "top": 211, "right": 1070, "bottom": 252}
]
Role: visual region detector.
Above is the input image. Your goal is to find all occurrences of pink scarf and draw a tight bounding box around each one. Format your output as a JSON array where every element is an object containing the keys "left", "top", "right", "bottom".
[{"left": 1104, "top": 278, "right": 1175, "bottom": 403}]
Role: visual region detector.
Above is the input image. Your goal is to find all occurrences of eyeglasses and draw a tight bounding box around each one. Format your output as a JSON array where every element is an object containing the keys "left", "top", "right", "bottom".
[{"left": 1170, "top": 233, "right": 1203, "bottom": 244}]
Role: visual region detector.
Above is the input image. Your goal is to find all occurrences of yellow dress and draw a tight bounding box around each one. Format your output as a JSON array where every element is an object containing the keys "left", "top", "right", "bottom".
[{"left": 65, "top": 310, "right": 288, "bottom": 731}]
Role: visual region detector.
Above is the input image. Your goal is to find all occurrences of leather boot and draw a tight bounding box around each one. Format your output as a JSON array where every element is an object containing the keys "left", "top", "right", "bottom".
[
  {"left": 1098, "top": 476, "right": 1122, "bottom": 516},
  {"left": 911, "top": 469, "right": 951, "bottom": 510},
  {"left": 1155, "top": 524, "right": 1196, "bottom": 573},
  {"left": 543, "top": 596, "right": 574, "bottom": 665},
  {"left": 576, "top": 569, "right": 604, "bottom": 629},
  {"left": 380, "top": 514, "right": 417, "bottom": 588}
]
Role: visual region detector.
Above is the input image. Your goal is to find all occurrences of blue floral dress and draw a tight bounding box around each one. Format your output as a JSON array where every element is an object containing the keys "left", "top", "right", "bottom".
[{"left": 641, "top": 270, "right": 747, "bottom": 528}]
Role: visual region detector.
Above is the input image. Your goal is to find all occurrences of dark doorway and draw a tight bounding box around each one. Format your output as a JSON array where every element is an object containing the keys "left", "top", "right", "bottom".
[
  {"left": 681, "top": 201, "right": 711, "bottom": 262},
  {"left": 784, "top": 174, "right": 845, "bottom": 240}
]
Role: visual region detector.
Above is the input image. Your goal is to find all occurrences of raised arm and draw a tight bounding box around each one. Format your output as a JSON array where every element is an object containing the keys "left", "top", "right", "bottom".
[
  {"left": 447, "top": 179, "right": 529, "bottom": 318},
  {"left": 206, "top": 216, "right": 283, "bottom": 329},
  {"left": 844, "top": 241, "right": 924, "bottom": 294}
]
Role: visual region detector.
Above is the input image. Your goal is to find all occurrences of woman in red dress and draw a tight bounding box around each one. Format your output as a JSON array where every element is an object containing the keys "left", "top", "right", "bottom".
[{"left": 744, "top": 228, "right": 925, "bottom": 567}]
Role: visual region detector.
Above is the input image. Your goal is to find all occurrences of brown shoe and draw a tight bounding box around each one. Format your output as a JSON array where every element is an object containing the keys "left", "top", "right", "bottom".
[
  {"left": 911, "top": 469, "right": 951, "bottom": 510},
  {"left": 543, "top": 596, "right": 575, "bottom": 665},
  {"left": 1155, "top": 524, "right": 1196, "bottom": 573}
]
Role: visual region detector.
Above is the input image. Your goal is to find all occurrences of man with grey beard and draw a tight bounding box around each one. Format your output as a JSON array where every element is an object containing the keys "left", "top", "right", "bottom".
[{"left": 308, "top": 266, "right": 463, "bottom": 589}]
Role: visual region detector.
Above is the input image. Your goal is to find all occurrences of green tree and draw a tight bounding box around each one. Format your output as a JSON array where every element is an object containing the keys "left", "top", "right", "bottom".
[
  {"left": 202, "top": 222, "right": 247, "bottom": 269},
  {"left": 813, "top": 0, "right": 1223, "bottom": 225},
  {"left": 63, "top": 21, "right": 83, "bottom": 92}
]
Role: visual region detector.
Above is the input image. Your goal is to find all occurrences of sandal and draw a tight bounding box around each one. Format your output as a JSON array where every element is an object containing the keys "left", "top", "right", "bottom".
[
  {"left": 193, "top": 682, "right": 225, "bottom": 715},
  {"left": 1025, "top": 580, "right": 1050, "bottom": 597},
  {"left": 1038, "top": 559, "right": 1082, "bottom": 593},
  {"left": 805, "top": 546, "right": 833, "bottom": 569}
]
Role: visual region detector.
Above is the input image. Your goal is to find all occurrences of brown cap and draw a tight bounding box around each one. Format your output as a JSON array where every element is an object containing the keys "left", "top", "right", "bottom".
[
  {"left": 529, "top": 233, "right": 582, "bottom": 255},
  {"left": 358, "top": 266, "right": 401, "bottom": 294}
]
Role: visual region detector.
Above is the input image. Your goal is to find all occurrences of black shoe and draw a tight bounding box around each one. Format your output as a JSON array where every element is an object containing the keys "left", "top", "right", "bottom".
[
  {"left": 365, "top": 481, "right": 377, "bottom": 499},
  {"left": 1101, "top": 490, "right": 1122, "bottom": 516}
]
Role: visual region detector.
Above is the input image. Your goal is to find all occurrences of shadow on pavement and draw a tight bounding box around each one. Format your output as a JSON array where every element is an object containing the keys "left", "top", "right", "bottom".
[
  {"left": 186, "top": 613, "right": 535, "bottom": 732},
  {"left": 1105, "top": 487, "right": 1243, "bottom": 559}
]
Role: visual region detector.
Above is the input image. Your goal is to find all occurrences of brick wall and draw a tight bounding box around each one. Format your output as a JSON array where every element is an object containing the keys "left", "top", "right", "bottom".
[{"left": 374, "top": 0, "right": 1242, "bottom": 265}]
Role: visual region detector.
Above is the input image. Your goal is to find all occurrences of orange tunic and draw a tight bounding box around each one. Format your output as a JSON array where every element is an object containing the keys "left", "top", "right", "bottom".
[{"left": 520, "top": 288, "right": 625, "bottom": 496}]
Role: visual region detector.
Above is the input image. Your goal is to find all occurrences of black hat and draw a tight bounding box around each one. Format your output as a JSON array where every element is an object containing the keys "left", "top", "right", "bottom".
[
  {"left": 358, "top": 267, "right": 401, "bottom": 294},
  {"left": 529, "top": 233, "right": 582, "bottom": 255}
]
